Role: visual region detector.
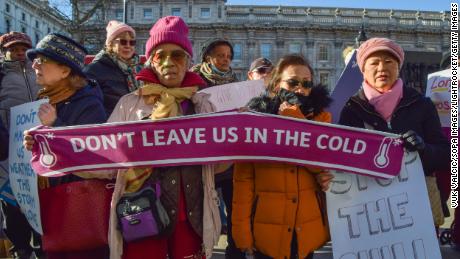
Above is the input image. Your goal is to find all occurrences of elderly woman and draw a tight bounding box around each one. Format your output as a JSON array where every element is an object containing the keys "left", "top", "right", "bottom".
[
  {"left": 23, "top": 33, "right": 107, "bottom": 259},
  {"left": 191, "top": 38, "right": 238, "bottom": 86},
  {"left": 0, "top": 31, "right": 41, "bottom": 259},
  {"left": 84, "top": 20, "right": 142, "bottom": 116},
  {"left": 232, "top": 54, "right": 332, "bottom": 259},
  {"left": 0, "top": 32, "right": 39, "bottom": 128},
  {"left": 339, "top": 38, "right": 449, "bottom": 177},
  {"left": 106, "top": 16, "right": 221, "bottom": 259}
]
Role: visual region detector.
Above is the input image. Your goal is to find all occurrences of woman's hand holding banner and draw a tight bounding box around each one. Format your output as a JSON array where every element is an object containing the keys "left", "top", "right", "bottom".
[{"left": 27, "top": 111, "right": 404, "bottom": 178}]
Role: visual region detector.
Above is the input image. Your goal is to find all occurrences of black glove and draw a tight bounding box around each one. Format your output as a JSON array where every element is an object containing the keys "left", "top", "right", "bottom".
[{"left": 401, "top": 130, "right": 425, "bottom": 152}]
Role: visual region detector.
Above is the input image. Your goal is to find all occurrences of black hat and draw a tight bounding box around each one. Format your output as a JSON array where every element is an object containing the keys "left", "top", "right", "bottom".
[
  {"left": 26, "top": 33, "right": 88, "bottom": 76},
  {"left": 249, "top": 57, "right": 273, "bottom": 72},
  {"left": 200, "top": 38, "right": 234, "bottom": 63}
]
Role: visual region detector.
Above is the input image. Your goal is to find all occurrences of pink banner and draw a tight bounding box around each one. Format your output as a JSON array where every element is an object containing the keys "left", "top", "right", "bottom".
[{"left": 28, "top": 112, "right": 404, "bottom": 178}]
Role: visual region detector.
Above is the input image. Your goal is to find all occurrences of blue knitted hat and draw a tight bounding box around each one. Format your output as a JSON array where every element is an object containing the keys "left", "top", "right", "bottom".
[{"left": 26, "top": 33, "right": 87, "bottom": 76}]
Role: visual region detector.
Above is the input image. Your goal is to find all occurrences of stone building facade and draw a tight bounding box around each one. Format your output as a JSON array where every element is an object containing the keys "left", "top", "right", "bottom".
[
  {"left": 0, "top": 0, "right": 68, "bottom": 45},
  {"left": 77, "top": 0, "right": 450, "bottom": 90}
]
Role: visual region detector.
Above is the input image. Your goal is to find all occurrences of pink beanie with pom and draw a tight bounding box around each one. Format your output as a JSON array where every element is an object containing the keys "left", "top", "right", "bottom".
[
  {"left": 145, "top": 16, "right": 193, "bottom": 58},
  {"left": 357, "top": 37, "right": 404, "bottom": 71},
  {"left": 105, "top": 20, "right": 136, "bottom": 45}
]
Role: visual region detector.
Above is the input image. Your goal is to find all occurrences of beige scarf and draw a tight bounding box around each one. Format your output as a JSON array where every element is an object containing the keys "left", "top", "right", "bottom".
[
  {"left": 124, "top": 83, "right": 198, "bottom": 192},
  {"left": 38, "top": 84, "right": 76, "bottom": 105}
]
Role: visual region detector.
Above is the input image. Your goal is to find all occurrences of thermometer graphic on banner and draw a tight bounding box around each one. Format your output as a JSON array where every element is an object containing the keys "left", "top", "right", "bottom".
[
  {"left": 373, "top": 137, "right": 393, "bottom": 168},
  {"left": 35, "top": 134, "right": 57, "bottom": 168}
]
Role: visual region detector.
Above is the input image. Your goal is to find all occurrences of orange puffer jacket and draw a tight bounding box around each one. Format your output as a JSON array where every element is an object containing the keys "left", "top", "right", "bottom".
[{"left": 232, "top": 107, "right": 331, "bottom": 259}]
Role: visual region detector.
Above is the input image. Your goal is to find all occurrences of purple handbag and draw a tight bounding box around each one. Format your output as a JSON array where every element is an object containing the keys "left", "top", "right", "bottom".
[{"left": 116, "top": 183, "right": 170, "bottom": 242}]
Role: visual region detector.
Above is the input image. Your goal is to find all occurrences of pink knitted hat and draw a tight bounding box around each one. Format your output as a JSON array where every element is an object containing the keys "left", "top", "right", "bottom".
[
  {"left": 357, "top": 37, "right": 404, "bottom": 71},
  {"left": 145, "top": 16, "right": 193, "bottom": 58},
  {"left": 105, "top": 20, "right": 136, "bottom": 45}
]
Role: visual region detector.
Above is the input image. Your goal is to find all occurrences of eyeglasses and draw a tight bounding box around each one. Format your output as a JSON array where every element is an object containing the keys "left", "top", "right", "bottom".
[
  {"left": 253, "top": 67, "right": 272, "bottom": 74},
  {"left": 114, "top": 39, "right": 136, "bottom": 46},
  {"left": 151, "top": 50, "right": 190, "bottom": 64},
  {"left": 33, "top": 56, "right": 54, "bottom": 65},
  {"left": 282, "top": 79, "right": 313, "bottom": 90}
]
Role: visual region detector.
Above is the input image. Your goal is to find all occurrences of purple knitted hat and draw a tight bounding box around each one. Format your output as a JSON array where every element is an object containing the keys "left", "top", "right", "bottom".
[{"left": 145, "top": 16, "right": 193, "bottom": 58}]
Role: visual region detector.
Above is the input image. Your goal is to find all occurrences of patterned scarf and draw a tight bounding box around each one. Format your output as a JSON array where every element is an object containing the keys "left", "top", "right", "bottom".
[
  {"left": 193, "top": 62, "right": 238, "bottom": 86},
  {"left": 95, "top": 50, "right": 142, "bottom": 92}
]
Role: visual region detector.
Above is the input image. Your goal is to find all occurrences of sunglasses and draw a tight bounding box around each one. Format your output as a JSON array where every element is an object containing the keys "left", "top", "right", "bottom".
[
  {"left": 114, "top": 39, "right": 136, "bottom": 46},
  {"left": 33, "top": 56, "right": 55, "bottom": 65},
  {"left": 151, "top": 50, "right": 189, "bottom": 64},
  {"left": 253, "top": 67, "right": 272, "bottom": 74},
  {"left": 282, "top": 79, "right": 313, "bottom": 89}
]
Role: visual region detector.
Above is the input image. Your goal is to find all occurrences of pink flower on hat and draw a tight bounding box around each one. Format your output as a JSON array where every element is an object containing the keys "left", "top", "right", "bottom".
[
  {"left": 145, "top": 16, "right": 193, "bottom": 58},
  {"left": 105, "top": 20, "right": 136, "bottom": 45},
  {"left": 357, "top": 37, "right": 405, "bottom": 72}
]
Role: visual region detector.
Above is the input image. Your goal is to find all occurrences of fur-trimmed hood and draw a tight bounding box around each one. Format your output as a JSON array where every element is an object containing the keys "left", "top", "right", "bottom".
[{"left": 247, "top": 86, "right": 332, "bottom": 119}]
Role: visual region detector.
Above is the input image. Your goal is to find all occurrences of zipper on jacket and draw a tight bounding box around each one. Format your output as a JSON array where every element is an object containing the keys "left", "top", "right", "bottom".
[
  {"left": 250, "top": 195, "right": 259, "bottom": 234},
  {"left": 22, "top": 64, "right": 33, "bottom": 101},
  {"left": 292, "top": 167, "right": 301, "bottom": 233},
  {"left": 316, "top": 191, "right": 327, "bottom": 226},
  {"left": 386, "top": 98, "right": 418, "bottom": 131}
]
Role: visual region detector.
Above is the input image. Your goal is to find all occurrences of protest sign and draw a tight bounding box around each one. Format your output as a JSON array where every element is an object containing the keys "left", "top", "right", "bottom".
[
  {"left": 327, "top": 153, "right": 441, "bottom": 259},
  {"left": 328, "top": 51, "right": 364, "bottom": 123},
  {"left": 192, "top": 79, "right": 265, "bottom": 112},
  {"left": 426, "top": 69, "right": 451, "bottom": 128},
  {"left": 28, "top": 111, "right": 404, "bottom": 179},
  {"left": 9, "top": 100, "right": 46, "bottom": 234},
  {"left": 0, "top": 161, "right": 16, "bottom": 205}
]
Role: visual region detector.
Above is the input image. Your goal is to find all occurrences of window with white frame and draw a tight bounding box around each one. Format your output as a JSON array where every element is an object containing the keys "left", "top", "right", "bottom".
[
  {"left": 35, "top": 20, "right": 39, "bottom": 29},
  {"left": 233, "top": 43, "right": 242, "bottom": 61},
  {"left": 319, "top": 72, "right": 329, "bottom": 88},
  {"left": 201, "top": 8, "right": 211, "bottom": 18},
  {"left": 22, "top": 13, "right": 26, "bottom": 21},
  {"left": 261, "top": 43, "right": 272, "bottom": 60},
  {"left": 289, "top": 43, "right": 301, "bottom": 54},
  {"left": 171, "top": 8, "right": 181, "bottom": 17},
  {"left": 143, "top": 8, "right": 153, "bottom": 19},
  {"left": 5, "top": 3, "right": 10, "bottom": 13},
  {"left": 115, "top": 9, "right": 123, "bottom": 20},
  {"left": 318, "top": 45, "right": 329, "bottom": 61}
]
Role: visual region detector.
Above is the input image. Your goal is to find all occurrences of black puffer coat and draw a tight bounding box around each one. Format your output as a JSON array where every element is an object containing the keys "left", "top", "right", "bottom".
[
  {"left": 84, "top": 54, "right": 130, "bottom": 116},
  {"left": 339, "top": 86, "right": 449, "bottom": 175}
]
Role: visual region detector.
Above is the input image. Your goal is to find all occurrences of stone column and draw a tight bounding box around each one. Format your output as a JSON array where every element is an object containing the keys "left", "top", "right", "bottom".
[{"left": 246, "top": 29, "right": 256, "bottom": 66}]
